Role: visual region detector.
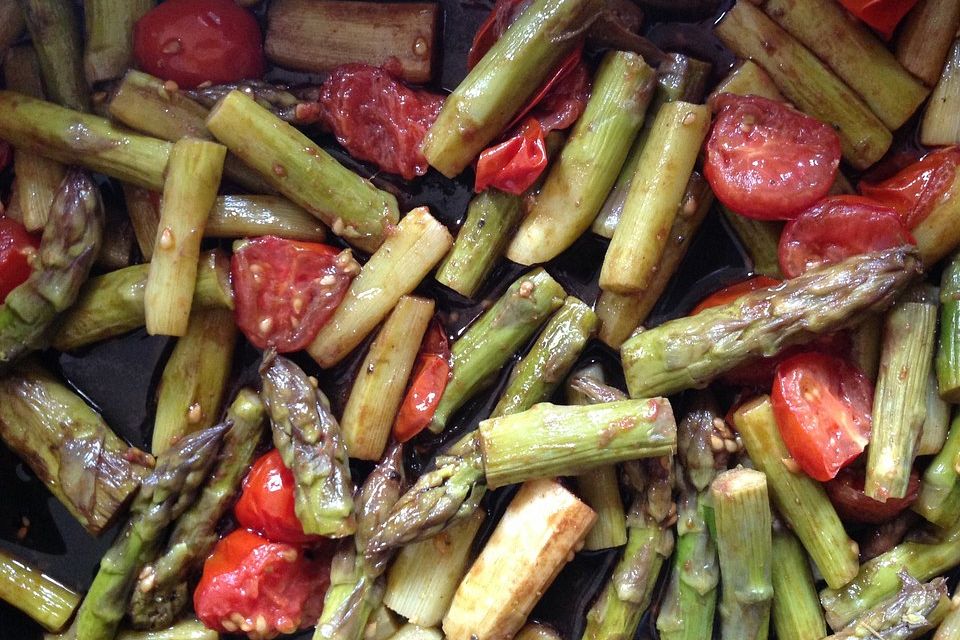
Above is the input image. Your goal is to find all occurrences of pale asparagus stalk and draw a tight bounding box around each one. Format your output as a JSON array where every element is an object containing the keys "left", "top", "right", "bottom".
[
  {"left": 206, "top": 196, "right": 327, "bottom": 242},
  {"left": 709, "top": 59, "right": 786, "bottom": 102},
  {"left": 308, "top": 208, "right": 452, "bottom": 367},
  {"left": 935, "top": 593, "right": 960, "bottom": 640},
  {"left": 515, "top": 624, "right": 561, "bottom": 640},
  {"left": 367, "top": 606, "right": 402, "bottom": 640},
  {"left": 770, "top": 525, "right": 827, "bottom": 640},
  {"left": 922, "top": 38, "right": 960, "bottom": 146},
  {"left": 913, "top": 413, "right": 960, "bottom": 529},
  {"left": 896, "top": 0, "right": 960, "bottom": 87},
  {"left": 850, "top": 314, "right": 883, "bottom": 381},
  {"left": 826, "top": 574, "right": 950, "bottom": 639},
  {"left": 919, "top": 366, "right": 951, "bottom": 456},
  {"left": 912, "top": 168, "right": 960, "bottom": 265},
  {"left": 18, "top": 0, "right": 88, "bottom": 112},
  {"left": 0, "top": 547, "right": 79, "bottom": 632},
  {"left": 387, "top": 625, "right": 442, "bottom": 640},
  {"left": 122, "top": 185, "right": 160, "bottom": 260},
  {"left": 83, "top": 0, "right": 153, "bottom": 84}
]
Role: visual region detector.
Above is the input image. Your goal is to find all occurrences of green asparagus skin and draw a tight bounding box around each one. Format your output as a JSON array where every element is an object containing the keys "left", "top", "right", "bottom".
[
  {"left": 261, "top": 354, "right": 356, "bottom": 538},
  {"left": 938, "top": 251, "right": 960, "bottom": 401},
  {"left": 429, "top": 268, "right": 566, "bottom": 432},
  {"left": 827, "top": 574, "right": 949, "bottom": 639},
  {"left": 0, "top": 169, "right": 103, "bottom": 371},
  {"left": 919, "top": 366, "right": 950, "bottom": 455},
  {"left": 935, "top": 593, "right": 960, "bottom": 640},
  {"left": 355, "top": 443, "right": 406, "bottom": 563},
  {"left": 17, "top": 0, "right": 89, "bottom": 112},
  {"left": 74, "top": 424, "right": 227, "bottom": 640},
  {"left": 721, "top": 208, "right": 784, "bottom": 279},
  {"left": 128, "top": 390, "right": 266, "bottom": 630},
  {"left": 622, "top": 247, "right": 921, "bottom": 399},
  {"left": 83, "top": 0, "right": 153, "bottom": 84},
  {"left": 0, "top": 547, "right": 79, "bottom": 632},
  {"left": 113, "top": 619, "right": 219, "bottom": 640},
  {"left": 914, "top": 413, "right": 960, "bottom": 529},
  {"left": 770, "top": 524, "right": 828, "bottom": 640}
]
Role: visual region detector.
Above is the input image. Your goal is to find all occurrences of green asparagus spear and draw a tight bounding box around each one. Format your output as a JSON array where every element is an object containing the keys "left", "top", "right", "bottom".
[
  {"left": 914, "top": 413, "right": 960, "bottom": 529},
  {"left": 261, "top": 354, "right": 355, "bottom": 538},
  {"left": 113, "top": 619, "right": 219, "bottom": 640},
  {"left": 17, "top": 0, "right": 89, "bottom": 112},
  {"left": 622, "top": 247, "right": 921, "bottom": 399},
  {"left": 935, "top": 593, "right": 960, "bottom": 640},
  {"left": 355, "top": 442, "right": 407, "bottom": 561},
  {"left": 83, "top": 0, "right": 153, "bottom": 84},
  {"left": 75, "top": 424, "right": 227, "bottom": 640},
  {"left": 128, "top": 390, "right": 266, "bottom": 630},
  {"left": 919, "top": 366, "right": 950, "bottom": 456},
  {"left": 0, "top": 548, "right": 79, "bottom": 632},
  {"left": 0, "top": 169, "right": 103, "bottom": 372},
  {"left": 827, "top": 574, "right": 949, "bottom": 639},
  {"left": 922, "top": 37, "right": 960, "bottom": 146},
  {"left": 206, "top": 195, "right": 327, "bottom": 242},
  {"left": 938, "top": 251, "right": 960, "bottom": 401},
  {"left": 771, "top": 524, "right": 828, "bottom": 640},
  {"left": 896, "top": 0, "right": 960, "bottom": 87},
  {"left": 722, "top": 208, "right": 784, "bottom": 279}
]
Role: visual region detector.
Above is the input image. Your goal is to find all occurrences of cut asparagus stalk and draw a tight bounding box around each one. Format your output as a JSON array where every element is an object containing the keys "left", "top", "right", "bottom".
[
  {"left": 827, "top": 574, "right": 949, "bottom": 639},
  {"left": 265, "top": 0, "right": 438, "bottom": 83},
  {"left": 0, "top": 548, "right": 79, "bottom": 632},
  {"left": 596, "top": 172, "right": 713, "bottom": 348},
  {"left": 421, "top": 0, "right": 601, "bottom": 177},
  {"left": 712, "top": 467, "right": 772, "bottom": 640},
  {"left": 341, "top": 296, "right": 435, "bottom": 460},
  {"left": 51, "top": 250, "right": 233, "bottom": 351},
  {"left": 384, "top": 508, "right": 485, "bottom": 626},
  {"left": 17, "top": 0, "right": 88, "bottom": 112},
  {"left": 935, "top": 593, "right": 960, "bottom": 640},
  {"left": 0, "top": 91, "right": 171, "bottom": 190},
  {"left": 622, "top": 247, "right": 921, "bottom": 399},
  {"left": 938, "top": 251, "right": 960, "bottom": 401},
  {"left": 429, "top": 268, "right": 565, "bottom": 432},
  {"left": 151, "top": 308, "right": 237, "bottom": 455},
  {"left": 123, "top": 185, "right": 161, "bottom": 260},
  {"left": 145, "top": 139, "right": 226, "bottom": 337},
  {"left": 922, "top": 38, "right": 960, "bottom": 146},
  {"left": 912, "top": 167, "right": 960, "bottom": 265},
  {"left": 734, "top": 396, "right": 859, "bottom": 590},
  {"left": 443, "top": 479, "right": 595, "bottom": 640},
  {"left": 206, "top": 195, "right": 326, "bottom": 242},
  {"left": 96, "top": 205, "right": 137, "bottom": 271},
  {"left": 387, "top": 625, "right": 442, "bottom": 640},
  {"left": 367, "top": 606, "right": 402, "bottom": 640},
  {"left": 506, "top": 51, "right": 656, "bottom": 265},
  {"left": 113, "top": 620, "right": 219, "bottom": 640},
  {"left": 715, "top": 0, "right": 892, "bottom": 169},
  {"left": 599, "top": 101, "right": 710, "bottom": 294},
  {"left": 913, "top": 413, "right": 960, "bottom": 529},
  {"left": 83, "top": 0, "right": 153, "bottom": 84},
  {"left": 206, "top": 89, "right": 399, "bottom": 253},
  {"left": 919, "top": 366, "right": 951, "bottom": 456},
  {"left": 866, "top": 285, "right": 939, "bottom": 501},
  {"left": 710, "top": 59, "right": 785, "bottom": 102},
  {"left": 771, "top": 524, "right": 827, "bottom": 640},
  {"left": 0, "top": 0, "right": 24, "bottom": 54},
  {"left": 478, "top": 398, "right": 676, "bottom": 489},
  {"left": 896, "top": 0, "right": 960, "bottom": 87},
  {"left": 722, "top": 209, "right": 783, "bottom": 279},
  {"left": 308, "top": 208, "right": 452, "bottom": 367},
  {"left": 850, "top": 314, "right": 883, "bottom": 381}
]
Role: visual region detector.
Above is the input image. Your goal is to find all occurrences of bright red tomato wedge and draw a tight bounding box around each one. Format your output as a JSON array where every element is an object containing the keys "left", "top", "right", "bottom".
[
  {"left": 234, "top": 450, "right": 317, "bottom": 545},
  {"left": 475, "top": 118, "right": 548, "bottom": 195},
  {"left": 771, "top": 352, "right": 874, "bottom": 482},
  {"left": 194, "top": 529, "right": 331, "bottom": 637},
  {"left": 690, "top": 275, "right": 782, "bottom": 315},
  {"left": 860, "top": 147, "right": 960, "bottom": 229},
  {"left": 0, "top": 217, "right": 39, "bottom": 303},
  {"left": 837, "top": 0, "right": 921, "bottom": 39},
  {"left": 231, "top": 237, "right": 356, "bottom": 353},
  {"left": 778, "top": 195, "right": 915, "bottom": 278},
  {"left": 705, "top": 94, "right": 841, "bottom": 220},
  {"left": 394, "top": 318, "right": 451, "bottom": 442},
  {"left": 134, "top": 0, "right": 265, "bottom": 89},
  {"left": 826, "top": 467, "right": 920, "bottom": 524}
]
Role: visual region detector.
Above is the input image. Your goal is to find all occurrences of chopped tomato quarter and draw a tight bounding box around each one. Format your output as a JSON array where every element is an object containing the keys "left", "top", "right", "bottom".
[
  {"left": 234, "top": 450, "right": 317, "bottom": 545},
  {"left": 394, "top": 317, "right": 451, "bottom": 442},
  {"left": 826, "top": 467, "right": 920, "bottom": 524}
]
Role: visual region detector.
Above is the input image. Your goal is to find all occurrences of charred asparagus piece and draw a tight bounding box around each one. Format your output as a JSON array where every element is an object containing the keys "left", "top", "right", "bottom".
[{"left": 827, "top": 574, "right": 949, "bottom": 639}]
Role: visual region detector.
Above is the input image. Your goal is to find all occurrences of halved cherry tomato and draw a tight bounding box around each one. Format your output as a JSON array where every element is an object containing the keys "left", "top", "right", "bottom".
[
  {"left": 778, "top": 195, "right": 915, "bottom": 278},
  {"left": 860, "top": 147, "right": 960, "bottom": 229},
  {"left": 194, "top": 529, "right": 331, "bottom": 638},
  {"left": 231, "top": 237, "right": 356, "bottom": 353},
  {"left": 837, "top": 0, "right": 921, "bottom": 40},
  {"left": 705, "top": 94, "right": 841, "bottom": 220},
  {"left": 394, "top": 318, "right": 451, "bottom": 442},
  {"left": 690, "top": 276, "right": 782, "bottom": 315},
  {"left": 474, "top": 118, "right": 548, "bottom": 195},
  {"left": 826, "top": 467, "right": 920, "bottom": 524},
  {"left": 467, "top": 0, "right": 533, "bottom": 69},
  {"left": 133, "top": 0, "right": 265, "bottom": 89},
  {"left": 0, "top": 217, "right": 39, "bottom": 303},
  {"left": 771, "top": 352, "right": 873, "bottom": 482},
  {"left": 235, "top": 450, "right": 316, "bottom": 545}
]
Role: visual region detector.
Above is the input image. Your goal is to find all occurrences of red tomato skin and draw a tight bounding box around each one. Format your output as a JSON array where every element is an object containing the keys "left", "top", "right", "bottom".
[
  {"left": 231, "top": 237, "right": 355, "bottom": 353},
  {"left": 394, "top": 318, "right": 451, "bottom": 442},
  {"left": 234, "top": 450, "right": 317, "bottom": 545},
  {"left": 778, "top": 195, "right": 915, "bottom": 278},
  {"left": 0, "top": 217, "right": 39, "bottom": 303},
  {"left": 826, "top": 467, "right": 920, "bottom": 524},
  {"left": 133, "top": 0, "right": 265, "bottom": 89},
  {"left": 194, "top": 529, "right": 331, "bottom": 638},
  {"left": 475, "top": 118, "right": 548, "bottom": 195},
  {"left": 837, "top": 0, "right": 921, "bottom": 39},
  {"left": 771, "top": 352, "right": 874, "bottom": 482},
  {"left": 690, "top": 275, "right": 782, "bottom": 315},
  {"left": 318, "top": 65, "right": 445, "bottom": 180},
  {"left": 705, "top": 94, "right": 841, "bottom": 220},
  {"left": 860, "top": 147, "right": 960, "bottom": 229}
]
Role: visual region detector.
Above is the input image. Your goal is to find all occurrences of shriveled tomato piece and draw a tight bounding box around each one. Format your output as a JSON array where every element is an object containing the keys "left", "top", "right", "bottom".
[
  {"left": 826, "top": 467, "right": 920, "bottom": 524},
  {"left": 771, "top": 352, "right": 873, "bottom": 482},
  {"left": 475, "top": 118, "right": 548, "bottom": 195},
  {"left": 860, "top": 147, "right": 960, "bottom": 229},
  {"left": 394, "top": 318, "right": 451, "bottom": 442},
  {"left": 194, "top": 529, "right": 331, "bottom": 638},
  {"left": 837, "top": 0, "right": 921, "bottom": 39},
  {"left": 778, "top": 195, "right": 915, "bottom": 278},
  {"left": 231, "top": 237, "right": 356, "bottom": 353},
  {"left": 0, "top": 216, "right": 39, "bottom": 303},
  {"left": 690, "top": 275, "right": 782, "bottom": 315},
  {"left": 235, "top": 450, "right": 317, "bottom": 545},
  {"left": 705, "top": 94, "right": 841, "bottom": 220}
]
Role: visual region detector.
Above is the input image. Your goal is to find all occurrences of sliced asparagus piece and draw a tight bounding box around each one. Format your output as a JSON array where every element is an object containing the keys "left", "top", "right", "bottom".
[
  {"left": 827, "top": 574, "right": 949, "bottom": 639},
  {"left": 114, "top": 620, "right": 219, "bottom": 640},
  {"left": 387, "top": 624, "right": 443, "bottom": 640},
  {"left": 896, "top": 0, "right": 960, "bottom": 87},
  {"left": 722, "top": 209, "right": 783, "bottom": 279},
  {"left": 206, "top": 195, "right": 326, "bottom": 242},
  {"left": 0, "top": 548, "right": 79, "bottom": 632},
  {"left": 83, "top": 0, "right": 153, "bottom": 84},
  {"left": 912, "top": 167, "right": 960, "bottom": 265},
  {"left": 913, "top": 413, "right": 960, "bottom": 529},
  {"left": 516, "top": 624, "right": 561, "bottom": 640},
  {"left": 17, "top": 0, "right": 88, "bottom": 112},
  {"left": 919, "top": 366, "right": 950, "bottom": 456},
  {"left": 922, "top": 38, "right": 960, "bottom": 146},
  {"left": 367, "top": 606, "right": 402, "bottom": 640},
  {"left": 710, "top": 59, "right": 785, "bottom": 102},
  {"left": 851, "top": 314, "right": 883, "bottom": 381},
  {"left": 935, "top": 593, "right": 960, "bottom": 640},
  {"left": 771, "top": 525, "right": 827, "bottom": 640},
  {"left": 938, "top": 251, "right": 960, "bottom": 401}
]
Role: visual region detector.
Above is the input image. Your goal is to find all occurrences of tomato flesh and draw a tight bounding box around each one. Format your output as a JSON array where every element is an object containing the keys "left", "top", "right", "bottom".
[
  {"left": 690, "top": 275, "right": 782, "bottom": 315},
  {"left": 194, "top": 529, "right": 330, "bottom": 638},
  {"left": 394, "top": 318, "right": 451, "bottom": 442},
  {"left": 231, "top": 237, "right": 355, "bottom": 353},
  {"left": 837, "top": 0, "right": 922, "bottom": 39},
  {"left": 771, "top": 352, "right": 873, "bottom": 482},
  {"left": 860, "top": 147, "right": 960, "bottom": 229},
  {"left": 826, "top": 467, "right": 920, "bottom": 524},
  {"left": 134, "top": 0, "right": 265, "bottom": 89},
  {"left": 475, "top": 118, "right": 548, "bottom": 195},
  {"left": 0, "top": 217, "right": 39, "bottom": 303},
  {"left": 705, "top": 94, "right": 841, "bottom": 220},
  {"left": 778, "top": 195, "right": 915, "bottom": 278},
  {"left": 234, "top": 450, "right": 316, "bottom": 545}
]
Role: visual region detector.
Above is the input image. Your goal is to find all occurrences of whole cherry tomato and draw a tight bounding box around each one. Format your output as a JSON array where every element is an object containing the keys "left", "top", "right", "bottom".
[
  {"left": 826, "top": 467, "right": 920, "bottom": 524},
  {"left": 474, "top": 118, "right": 548, "bottom": 195},
  {"left": 235, "top": 450, "right": 316, "bottom": 545},
  {"left": 0, "top": 217, "right": 39, "bottom": 303},
  {"left": 837, "top": 0, "right": 922, "bottom": 39},
  {"left": 860, "top": 147, "right": 960, "bottom": 229},
  {"left": 394, "top": 317, "right": 451, "bottom": 442}
]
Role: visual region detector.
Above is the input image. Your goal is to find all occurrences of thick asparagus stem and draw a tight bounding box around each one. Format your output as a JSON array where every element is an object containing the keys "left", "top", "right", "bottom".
[
  {"left": 51, "top": 250, "right": 233, "bottom": 351},
  {"left": 0, "top": 169, "right": 103, "bottom": 371},
  {"left": 0, "top": 548, "right": 79, "bottom": 632},
  {"left": 866, "top": 285, "right": 939, "bottom": 501},
  {"left": 734, "top": 396, "right": 859, "bottom": 589},
  {"left": 827, "top": 574, "right": 949, "bottom": 639},
  {"left": 721, "top": 209, "right": 783, "bottom": 278},
  {"left": 938, "top": 251, "right": 960, "bottom": 401},
  {"left": 913, "top": 413, "right": 960, "bottom": 529},
  {"left": 771, "top": 525, "right": 827, "bottom": 640},
  {"left": 896, "top": 0, "right": 960, "bottom": 87},
  {"left": 17, "top": 0, "right": 88, "bottom": 112},
  {"left": 368, "top": 606, "right": 402, "bottom": 640},
  {"left": 341, "top": 296, "right": 434, "bottom": 461},
  {"left": 151, "top": 308, "right": 237, "bottom": 455},
  {"left": 622, "top": 247, "right": 921, "bottom": 399},
  {"left": 919, "top": 367, "right": 950, "bottom": 456},
  {"left": 74, "top": 424, "right": 226, "bottom": 640},
  {"left": 922, "top": 38, "right": 960, "bottom": 146},
  {"left": 850, "top": 314, "right": 883, "bottom": 381},
  {"left": 710, "top": 59, "right": 785, "bottom": 102},
  {"left": 435, "top": 190, "right": 522, "bottom": 299},
  {"left": 912, "top": 168, "right": 960, "bottom": 265},
  {"left": 129, "top": 390, "right": 266, "bottom": 630},
  {"left": 122, "top": 185, "right": 160, "bottom": 260},
  {"left": 261, "top": 355, "right": 355, "bottom": 538},
  {"left": 206, "top": 195, "right": 326, "bottom": 242},
  {"left": 308, "top": 207, "right": 452, "bottom": 368},
  {"left": 429, "top": 268, "right": 565, "bottom": 432},
  {"left": 206, "top": 89, "right": 399, "bottom": 252},
  {"left": 83, "top": 0, "right": 153, "bottom": 84},
  {"left": 506, "top": 51, "right": 655, "bottom": 265},
  {"left": 575, "top": 465, "right": 627, "bottom": 552}
]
